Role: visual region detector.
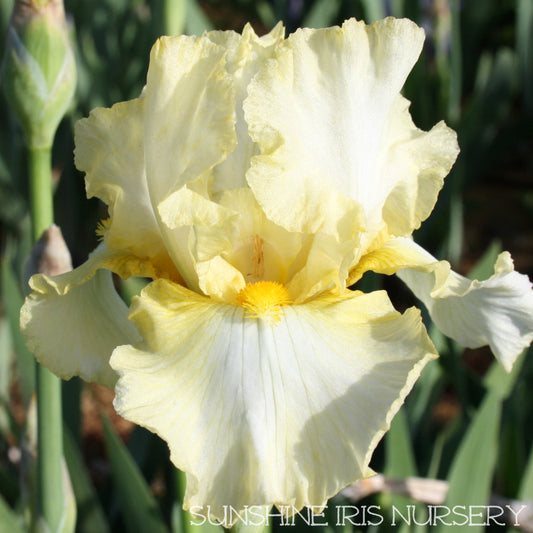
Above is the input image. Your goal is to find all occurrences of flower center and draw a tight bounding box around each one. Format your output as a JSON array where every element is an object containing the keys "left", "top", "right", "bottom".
[{"left": 236, "top": 281, "right": 291, "bottom": 324}]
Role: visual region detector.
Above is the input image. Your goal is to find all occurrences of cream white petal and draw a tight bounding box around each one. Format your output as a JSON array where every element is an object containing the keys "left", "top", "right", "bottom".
[
  {"left": 20, "top": 246, "right": 142, "bottom": 388},
  {"left": 196, "top": 255, "right": 245, "bottom": 303},
  {"left": 245, "top": 17, "right": 458, "bottom": 246},
  {"left": 207, "top": 23, "right": 285, "bottom": 197},
  {"left": 111, "top": 280, "right": 436, "bottom": 526},
  {"left": 158, "top": 185, "right": 238, "bottom": 232},
  {"left": 395, "top": 240, "right": 533, "bottom": 371},
  {"left": 74, "top": 98, "right": 174, "bottom": 274},
  {"left": 143, "top": 34, "right": 237, "bottom": 287},
  {"left": 144, "top": 34, "right": 236, "bottom": 203},
  {"left": 216, "top": 188, "right": 303, "bottom": 285},
  {"left": 287, "top": 233, "right": 359, "bottom": 302},
  {"left": 156, "top": 184, "right": 239, "bottom": 293}
]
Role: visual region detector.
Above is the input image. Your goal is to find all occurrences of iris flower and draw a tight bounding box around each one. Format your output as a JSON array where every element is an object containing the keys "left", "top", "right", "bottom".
[{"left": 21, "top": 17, "right": 533, "bottom": 526}]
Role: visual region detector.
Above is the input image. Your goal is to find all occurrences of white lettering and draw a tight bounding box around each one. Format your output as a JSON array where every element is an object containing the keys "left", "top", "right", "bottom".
[{"left": 507, "top": 504, "right": 528, "bottom": 526}]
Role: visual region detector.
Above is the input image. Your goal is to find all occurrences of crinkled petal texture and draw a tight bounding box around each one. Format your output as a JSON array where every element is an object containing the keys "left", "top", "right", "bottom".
[
  {"left": 111, "top": 280, "right": 437, "bottom": 526},
  {"left": 144, "top": 26, "right": 287, "bottom": 292},
  {"left": 392, "top": 240, "right": 533, "bottom": 372},
  {"left": 20, "top": 245, "right": 143, "bottom": 388},
  {"left": 245, "top": 17, "right": 459, "bottom": 249},
  {"left": 206, "top": 23, "right": 285, "bottom": 197},
  {"left": 74, "top": 98, "right": 178, "bottom": 278},
  {"left": 144, "top": 33, "right": 238, "bottom": 290}
]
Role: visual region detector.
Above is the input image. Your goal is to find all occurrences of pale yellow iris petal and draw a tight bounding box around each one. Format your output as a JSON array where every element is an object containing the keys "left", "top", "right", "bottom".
[
  {"left": 207, "top": 23, "right": 285, "bottom": 197},
  {"left": 361, "top": 238, "right": 533, "bottom": 372},
  {"left": 193, "top": 189, "right": 359, "bottom": 302},
  {"left": 182, "top": 188, "right": 301, "bottom": 301},
  {"left": 74, "top": 98, "right": 174, "bottom": 274},
  {"left": 111, "top": 279, "right": 436, "bottom": 526},
  {"left": 159, "top": 186, "right": 237, "bottom": 231},
  {"left": 156, "top": 184, "right": 239, "bottom": 293},
  {"left": 20, "top": 245, "right": 143, "bottom": 388},
  {"left": 143, "top": 34, "right": 237, "bottom": 289},
  {"left": 217, "top": 189, "right": 302, "bottom": 284},
  {"left": 245, "top": 17, "right": 458, "bottom": 247},
  {"left": 287, "top": 233, "right": 359, "bottom": 302},
  {"left": 144, "top": 34, "right": 236, "bottom": 200},
  {"left": 196, "top": 256, "right": 245, "bottom": 303},
  {"left": 348, "top": 235, "right": 435, "bottom": 285}
]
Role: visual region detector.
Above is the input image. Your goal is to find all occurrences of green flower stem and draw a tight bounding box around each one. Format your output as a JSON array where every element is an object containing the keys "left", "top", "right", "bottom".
[
  {"left": 29, "top": 145, "right": 64, "bottom": 533},
  {"left": 36, "top": 367, "right": 64, "bottom": 531},
  {"left": 29, "top": 147, "right": 54, "bottom": 239}
]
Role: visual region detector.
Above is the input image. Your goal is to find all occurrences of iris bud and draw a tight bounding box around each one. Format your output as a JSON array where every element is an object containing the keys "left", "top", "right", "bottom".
[{"left": 2, "top": 0, "right": 76, "bottom": 149}]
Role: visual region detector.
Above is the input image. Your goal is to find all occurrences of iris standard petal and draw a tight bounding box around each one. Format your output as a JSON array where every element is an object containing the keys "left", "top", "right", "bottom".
[
  {"left": 245, "top": 17, "right": 458, "bottom": 247},
  {"left": 75, "top": 98, "right": 175, "bottom": 274},
  {"left": 207, "top": 23, "right": 285, "bottom": 197},
  {"left": 144, "top": 34, "right": 236, "bottom": 203},
  {"left": 111, "top": 279, "right": 436, "bottom": 526},
  {"left": 144, "top": 34, "right": 237, "bottom": 288},
  {"left": 213, "top": 188, "right": 302, "bottom": 285},
  {"left": 20, "top": 245, "right": 142, "bottom": 388}
]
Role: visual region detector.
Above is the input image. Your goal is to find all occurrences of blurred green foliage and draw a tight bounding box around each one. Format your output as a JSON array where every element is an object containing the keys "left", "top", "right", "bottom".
[{"left": 1, "top": 1, "right": 532, "bottom": 531}]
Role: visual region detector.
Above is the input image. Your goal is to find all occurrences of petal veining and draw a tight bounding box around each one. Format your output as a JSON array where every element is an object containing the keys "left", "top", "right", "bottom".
[{"left": 111, "top": 279, "right": 436, "bottom": 525}]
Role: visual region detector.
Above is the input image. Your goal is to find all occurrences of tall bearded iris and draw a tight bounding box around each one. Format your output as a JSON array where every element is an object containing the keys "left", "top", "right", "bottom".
[{"left": 21, "top": 17, "right": 533, "bottom": 526}]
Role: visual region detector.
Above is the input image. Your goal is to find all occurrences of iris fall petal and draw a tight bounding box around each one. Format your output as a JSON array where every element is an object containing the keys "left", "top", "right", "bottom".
[
  {"left": 395, "top": 241, "right": 533, "bottom": 371},
  {"left": 111, "top": 280, "right": 436, "bottom": 525},
  {"left": 21, "top": 246, "right": 142, "bottom": 388}
]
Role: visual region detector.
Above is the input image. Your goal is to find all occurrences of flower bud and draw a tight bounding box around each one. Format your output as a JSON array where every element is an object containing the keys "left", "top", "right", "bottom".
[
  {"left": 2, "top": 0, "right": 76, "bottom": 149},
  {"left": 24, "top": 223, "right": 72, "bottom": 286}
]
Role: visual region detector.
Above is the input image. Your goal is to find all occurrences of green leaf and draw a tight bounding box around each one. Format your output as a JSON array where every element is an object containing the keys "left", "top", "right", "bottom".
[
  {"left": 407, "top": 357, "right": 444, "bottom": 434},
  {"left": 63, "top": 427, "right": 110, "bottom": 533},
  {"left": 383, "top": 409, "right": 426, "bottom": 533},
  {"left": 483, "top": 350, "right": 524, "bottom": 400},
  {"left": 0, "top": 493, "right": 25, "bottom": 533},
  {"left": 302, "top": 0, "right": 342, "bottom": 29},
  {"left": 385, "top": 409, "right": 417, "bottom": 478},
  {"left": 163, "top": 0, "right": 187, "bottom": 36},
  {"left": 518, "top": 443, "right": 533, "bottom": 500},
  {"left": 387, "top": 0, "right": 406, "bottom": 18},
  {"left": 447, "top": 0, "right": 463, "bottom": 125},
  {"left": 102, "top": 416, "right": 168, "bottom": 533},
  {"left": 185, "top": 0, "right": 213, "bottom": 36},
  {"left": 0, "top": 317, "right": 13, "bottom": 434},
  {"left": 517, "top": 0, "right": 533, "bottom": 114},
  {"left": 360, "top": 0, "right": 386, "bottom": 23},
  {"left": 466, "top": 240, "right": 502, "bottom": 281},
  {"left": 0, "top": 253, "right": 35, "bottom": 405},
  {"left": 435, "top": 393, "right": 501, "bottom": 533},
  {"left": 256, "top": 1, "right": 276, "bottom": 29},
  {"left": 172, "top": 466, "right": 222, "bottom": 533}
]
